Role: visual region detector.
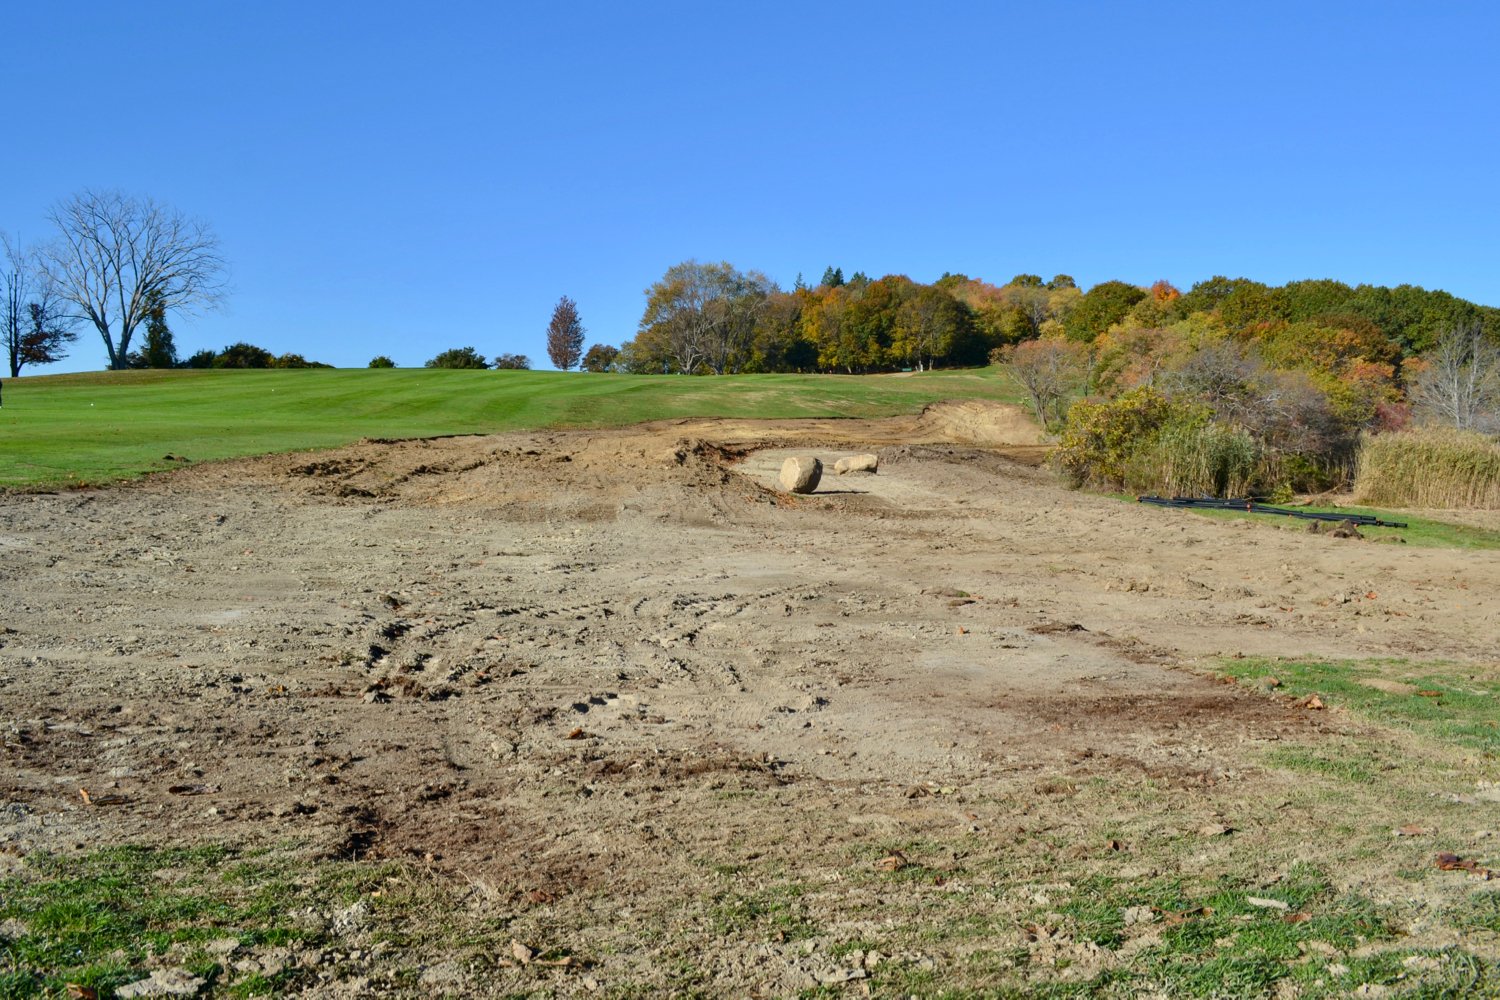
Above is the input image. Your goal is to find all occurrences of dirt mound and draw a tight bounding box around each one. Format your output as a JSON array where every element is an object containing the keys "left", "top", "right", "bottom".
[{"left": 911, "top": 399, "right": 1049, "bottom": 446}]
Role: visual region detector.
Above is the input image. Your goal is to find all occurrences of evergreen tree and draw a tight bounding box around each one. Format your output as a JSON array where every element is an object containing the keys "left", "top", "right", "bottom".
[{"left": 128, "top": 290, "right": 178, "bottom": 368}]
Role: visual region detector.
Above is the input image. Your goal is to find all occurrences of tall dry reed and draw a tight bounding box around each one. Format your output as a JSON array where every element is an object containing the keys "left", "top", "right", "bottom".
[
  {"left": 1355, "top": 429, "right": 1500, "bottom": 508},
  {"left": 1124, "top": 422, "right": 1259, "bottom": 497}
]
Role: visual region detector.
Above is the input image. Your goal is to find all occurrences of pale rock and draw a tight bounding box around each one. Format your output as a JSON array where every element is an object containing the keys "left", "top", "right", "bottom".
[
  {"left": 778, "top": 456, "right": 822, "bottom": 494},
  {"left": 834, "top": 453, "right": 878, "bottom": 475}
]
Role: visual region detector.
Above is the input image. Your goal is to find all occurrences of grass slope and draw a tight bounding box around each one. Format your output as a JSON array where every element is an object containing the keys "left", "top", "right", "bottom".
[{"left": 0, "top": 367, "right": 1025, "bottom": 489}]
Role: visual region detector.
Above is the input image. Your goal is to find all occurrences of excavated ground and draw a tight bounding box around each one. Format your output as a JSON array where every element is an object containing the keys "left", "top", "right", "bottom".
[{"left": 2, "top": 401, "right": 1497, "bottom": 995}]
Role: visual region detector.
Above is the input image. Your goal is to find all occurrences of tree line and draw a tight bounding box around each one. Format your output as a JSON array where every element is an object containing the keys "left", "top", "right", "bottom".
[{"left": 579, "top": 260, "right": 1500, "bottom": 380}]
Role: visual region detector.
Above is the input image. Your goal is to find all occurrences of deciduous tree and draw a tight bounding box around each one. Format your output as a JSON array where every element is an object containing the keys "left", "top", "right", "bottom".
[
  {"left": 894, "top": 285, "right": 966, "bottom": 371},
  {"left": 493, "top": 353, "right": 531, "bottom": 370},
  {"left": 40, "top": 190, "right": 226, "bottom": 370},
  {"left": 3, "top": 237, "right": 76, "bottom": 377},
  {"left": 637, "top": 261, "right": 775, "bottom": 374},
  {"left": 999, "top": 337, "right": 1089, "bottom": 428},
  {"left": 545, "top": 295, "right": 586, "bottom": 370},
  {"left": 581, "top": 344, "right": 620, "bottom": 372},
  {"left": 1064, "top": 280, "right": 1146, "bottom": 342},
  {"left": 1411, "top": 322, "right": 1500, "bottom": 432}
]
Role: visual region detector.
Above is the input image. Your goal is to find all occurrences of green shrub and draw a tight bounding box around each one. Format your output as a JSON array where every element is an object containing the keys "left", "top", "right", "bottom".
[
  {"left": 1054, "top": 387, "right": 1208, "bottom": 489},
  {"left": 1355, "top": 429, "right": 1500, "bottom": 508},
  {"left": 424, "top": 347, "right": 488, "bottom": 369}
]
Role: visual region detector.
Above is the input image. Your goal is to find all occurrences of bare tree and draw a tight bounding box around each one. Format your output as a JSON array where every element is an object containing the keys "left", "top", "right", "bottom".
[
  {"left": 3, "top": 236, "right": 77, "bottom": 378},
  {"left": 545, "top": 295, "right": 586, "bottom": 370},
  {"left": 39, "top": 190, "right": 226, "bottom": 370},
  {"left": 999, "top": 337, "right": 1088, "bottom": 428},
  {"left": 1411, "top": 322, "right": 1500, "bottom": 433}
]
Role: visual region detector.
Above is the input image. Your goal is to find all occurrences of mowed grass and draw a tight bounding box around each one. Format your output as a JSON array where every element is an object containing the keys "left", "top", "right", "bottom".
[
  {"left": 1127, "top": 497, "right": 1500, "bottom": 550},
  {"left": 1217, "top": 656, "right": 1500, "bottom": 757},
  {"left": 0, "top": 367, "right": 1026, "bottom": 488}
]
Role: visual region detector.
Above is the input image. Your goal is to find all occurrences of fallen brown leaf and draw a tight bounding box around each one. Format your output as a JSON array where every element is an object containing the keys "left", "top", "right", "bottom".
[{"left": 1436, "top": 852, "right": 1495, "bottom": 879}]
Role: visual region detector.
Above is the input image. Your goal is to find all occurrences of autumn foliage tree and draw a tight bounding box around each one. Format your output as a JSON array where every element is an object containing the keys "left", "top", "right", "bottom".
[
  {"left": 636, "top": 261, "right": 775, "bottom": 374},
  {"left": 545, "top": 295, "right": 586, "bottom": 370}
]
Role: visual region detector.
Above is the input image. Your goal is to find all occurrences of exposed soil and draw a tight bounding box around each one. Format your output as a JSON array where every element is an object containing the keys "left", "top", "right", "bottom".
[{"left": 2, "top": 399, "right": 1498, "bottom": 994}]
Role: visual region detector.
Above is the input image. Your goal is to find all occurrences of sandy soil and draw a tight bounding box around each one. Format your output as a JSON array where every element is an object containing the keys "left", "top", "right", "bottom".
[{"left": 2, "top": 400, "right": 1497, "bottom": 994}]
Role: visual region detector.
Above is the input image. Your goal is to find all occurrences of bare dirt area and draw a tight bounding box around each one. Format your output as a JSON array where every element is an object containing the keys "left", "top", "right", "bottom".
[{"left": 3, "top": 400, "right": 1499, "bottom": 996}]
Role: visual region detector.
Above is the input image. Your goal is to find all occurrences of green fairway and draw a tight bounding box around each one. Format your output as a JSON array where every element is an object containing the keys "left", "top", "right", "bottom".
[{"left": 0, "top": 367, "right": 1027, "bottom": 489}]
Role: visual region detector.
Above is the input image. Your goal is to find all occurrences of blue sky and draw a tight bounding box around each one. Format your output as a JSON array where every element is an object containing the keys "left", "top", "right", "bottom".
[{"left": 4, "top": 2, "right": 1497, "bottom": 372}]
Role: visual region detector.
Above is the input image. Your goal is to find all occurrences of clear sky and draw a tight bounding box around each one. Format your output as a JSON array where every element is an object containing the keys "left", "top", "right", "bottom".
[{"left": 3, "top": 1, "right": 1497, "bottom": 372}]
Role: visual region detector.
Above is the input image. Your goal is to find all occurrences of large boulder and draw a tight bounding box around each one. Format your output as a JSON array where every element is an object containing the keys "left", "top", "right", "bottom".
[
  {"left": 835, "top": 453, "right": 879, "bottom": 475},
  {"left": 778, "top": 456, "right": 823, "bottom": 494}
]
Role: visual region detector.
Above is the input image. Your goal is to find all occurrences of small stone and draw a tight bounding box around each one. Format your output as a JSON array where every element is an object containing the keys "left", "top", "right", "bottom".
[
  {"left": 331, "top": 900, "right": 370, "bottom": 935},
  {"left": 778, "top": 456, "right": 822, "bottom": 494}
]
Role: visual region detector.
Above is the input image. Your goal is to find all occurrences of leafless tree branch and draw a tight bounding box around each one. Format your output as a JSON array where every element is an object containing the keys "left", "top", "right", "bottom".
[{"left": 38, "top": 190, "right": 226, "bottom": 369}]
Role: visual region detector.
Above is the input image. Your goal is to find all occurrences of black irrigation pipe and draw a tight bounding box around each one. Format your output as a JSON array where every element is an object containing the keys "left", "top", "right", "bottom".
[{"left": 1137, "top": 495, "right": 1409, "bottom": 528}]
